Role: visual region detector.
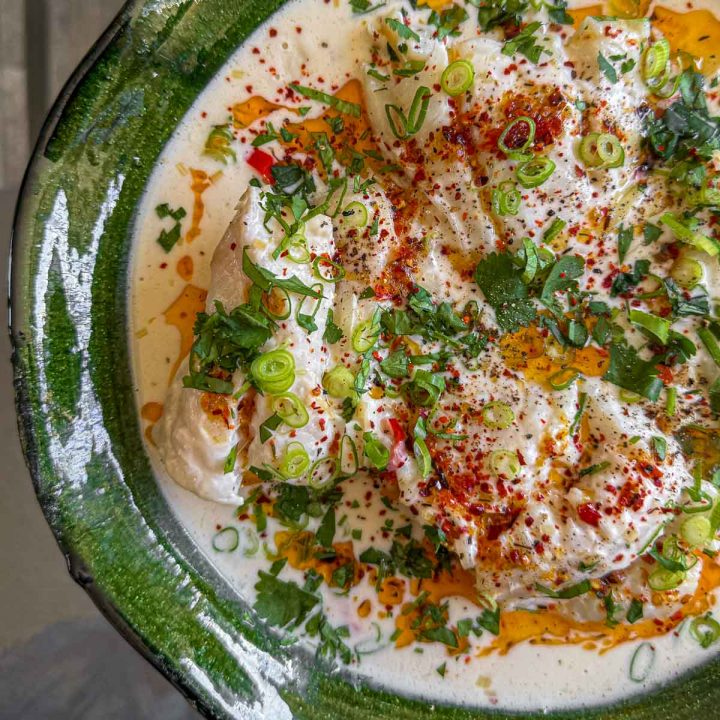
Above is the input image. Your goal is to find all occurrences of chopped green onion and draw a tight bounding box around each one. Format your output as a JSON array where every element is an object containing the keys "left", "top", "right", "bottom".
[
  {"left": 491, "top": 181, "right": 522, "bottom": 216},
  {"left": 482, "top": 401, "right": 515, "bottom": 430},
  {"left": 290, "top": 83, "right": 361, "bottom": 117},
  {"left": 285, "top": 233, "right": 311, "bottom": 264},
  {"left": 323, "top": 365, "right": 356, "bottom": 399},
  {"left": 489, "top": 449, "right": 520, "bottom": 479},
  {"left": 670, "top": 256, "right": 703, "bottom": 289},
  {"left": 690, "top": 614, "right": 720, "bottom": 648},
  {"left": 498, "top": 116, "right": 536, "bottom": 157},
  {"left": 597, "top": 134, "right": 625, "bottom": 167},
  {"left": 337, "top": 434, "right": 359, "bottom": 480},
  {"left": 680, "top": 515, "right": 712, "bottom": 547},
  {"left": 520, "top": 237, "right": 539, "bottom": 283},
  {"left": 212, "top": 526, "right": 240, "bottom": 553},
  {"left": 352, "top": 315, "right": 381, "bottom": 353},
  {"left": 647, "top": 567, "right": 685, "bottom": 591},
  {"left": 569, "top": 392, "right": 588, "bottom": 437},
  {"left": 224, "top": 444, "right": 238, "bottom": 474},
  {"left": 579, "top": 461, "right": 611, "bottom": 477},
  {"left": 699, "top": 327, "right": 720, "bottom": 367},
  {"left": 241, "top": 527, "right": 260, "bottom": 557},
  {"left": 251, "top": 349, "right": 296, "bottom": 394},
  {"left": 308, "top": 456, "right": 339, "bottom": 490},
  {"left": 262, "top": 287, "right": 292, "bottom": 321},
  {"left": 549, "top": 367, "right": 581, "bottom": 391},
  {"left": 661, "top": 213, "right": 719, "bottom": 257},
  {"left": 628, "top": 309, "right": 671, "bottom": 345},
  {"left": 516, "top": 156, "right": 556, "bottom": 188},
  {"left": 642, "top": 39, "right": 670, "bottom": 80},
  {"left": 272, "top": 392, "right": 309, "bottom": 428},
  {"left": 342, "top": 201, "right": 369, "bottom": 228},
  {"left": 441, "top": 59, "right": 475, "bottom": 96},
  {"left": 543, "top": 217, "right": 566, "bottom": 243},
  {"left": 629, "top": 642, "right": 655, "bottom": 683},
  {"left": 363, "top": 432, "right": 390, "bottom": 470},
  {"left": 579, "top": 132, "right": 624, "bottom": 169},
  {"left": 385, "top": 86, "right": 432, "bottom": 140},
  {"left": 279, "top": 442, "right": 311, "bottom": 479},
  {"left": 313, "top": 255, "right": 346, "bottom": 283},
  {"left": 666, "top": 386, "right": 678, "bottom": 416},
  {"left": 406, "top": 370, "right": 446, "bottom": 407},
  {"left": 414, "top": 436, "right": 432, "bottom": 478}
]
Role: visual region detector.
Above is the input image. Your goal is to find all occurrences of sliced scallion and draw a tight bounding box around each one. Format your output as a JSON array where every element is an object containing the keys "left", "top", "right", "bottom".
[
  {"left": 489, "top": 449, "right": 521, "bottom": 479},
  {"left": 414, "top": 436, "right": 432, "bottom": 478},
  {"left": 549, "top": 367, "right": 581, "bottom": 391},
  {"left": 251, "top": 349, "right": 296, "bottom": 394},
  {"left": 482, "top": 401, "right": 515, "bottom": 430},
  {"left": 323, "top": 365, "right": 356, "bottom": 399},
  {"left": 690, "top": 614, "right": 720, "bottom": 648},
  {"left": 642, "top": 39, "right": 670, "bottom": 81},
  {"left": 629, "top": 642, "right": 655, "bottom": 683},
  {"left": 680, "top": 515, "right": 712, "bottom": 547},
  {"left": 670, "top": 256, "right": 703, "bottom": 289},
  {"left": 313, "top": 255, "right": 346, "bottom": 283},
  {"left": 661, "top": 212, "right": 719, "bottom": 257},
  {"left": 628, "top": 309, "right": 671, "bottom": 345},
  {"left": 272, "top": 392, "right": 309, "bottom": 428},
  {"left": 212, "top": 526, "right": 240, "bottom": 553},
  {"left": 498, "top": 116, "right": 536, "bottom": 158},
  {"left": 342, "top": 201, "right": 369, "bottom": 228},
  {"left": 516, "top": 156, "right": 556, "bottom": 188},
  {"left": 441, "top": 59, "right": 475, "bottom": 96},
  {"left": 279, "top": 442, "right": 311, "bottom": 479},
  {"left": 290, "top": 83, "right": 361, "bottom": 117}
]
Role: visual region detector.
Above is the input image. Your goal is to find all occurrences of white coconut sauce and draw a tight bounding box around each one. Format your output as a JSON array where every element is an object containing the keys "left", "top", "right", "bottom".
[{"left": 130, "top": 0, "right": 720, "bottom": 710}]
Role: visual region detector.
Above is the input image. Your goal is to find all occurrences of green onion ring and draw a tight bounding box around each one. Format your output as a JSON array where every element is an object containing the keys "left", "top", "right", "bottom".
[
  {"left": 690, "top": 614, "right": 720, "bottom": 648},
  {"left": 441, "top": 59, "right": 475, "bottom": 96},
  {"left": 212, "top": 526, "right": 240, "bottom": 553},
  {"left": 272, "top": 392, "right": 309, "bottom": 428},
  {"left": 516, "top": 156, "right": 556, "bottom": 188},
  {"left": 313, "top": 255, "right": 346, "bottom": 283},
  {"left": 279, "top": 442, "right": 311, "bottom": 479},
  {"left": 498, "top": 116, "right": 536, "bottom": 156},
  {"left": 251, "top": 348, "right": 296, "bottom": 394},
  {"left": 549, "top": 367, "right": 581, "bottom": 391},
  {"left": 482, "top": 401, "right": 515, "bottom": 430},
  {"left": 342, "top": 201, "right": 369, "bottom": 228},
  {"left": 489, "top": 449, "right": 521, "bottom": 479},
  {"left": 309, "top": 456, "right": 340, "bottom": 489}
]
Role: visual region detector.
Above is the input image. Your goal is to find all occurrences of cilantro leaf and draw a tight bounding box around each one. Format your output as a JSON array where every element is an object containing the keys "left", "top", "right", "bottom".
[
  {"left": 540, "top": 255, "right": 585, "bottom": 317},
  {"left": 598, "top": 52, "right": 618, "bottom": 84},
  {"left": 380, "top": 350, "right": 410, "bottom": 378},
  {"left": 502, "top": 21, "right": 544, "bottom": 64},
  {"left": 475, "top": 252, "right": 537, "bottom": 332},
  {"left": 323, "top": 309, "right": 344, "bottom": 344},
  {"left": 253, "top": 571, "right": 319, "bottom": 627},
  {"left": 603, "top": 342, "right": 664, "bottom": 401},
  {"left": 385, "top": 17, "right": 420, "bottom": 41}
]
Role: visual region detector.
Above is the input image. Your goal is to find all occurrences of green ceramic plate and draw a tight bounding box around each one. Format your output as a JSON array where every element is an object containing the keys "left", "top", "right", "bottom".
[{"left": 10, "top": 1, "right": 720, "bottom": 717}]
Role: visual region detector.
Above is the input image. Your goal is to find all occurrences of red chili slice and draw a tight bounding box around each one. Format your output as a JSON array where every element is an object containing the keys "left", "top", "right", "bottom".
[
  {"left": 246, "top": 149, "right": 276, "bottom": 183},
  {"left": 577, "top": 502, "right": 602, "bottom": 527}
]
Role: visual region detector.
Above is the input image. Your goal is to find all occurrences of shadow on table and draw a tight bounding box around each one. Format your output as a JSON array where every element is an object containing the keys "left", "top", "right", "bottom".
[{"left": 0, "top": 616, "right": 201, "bottom": 719}]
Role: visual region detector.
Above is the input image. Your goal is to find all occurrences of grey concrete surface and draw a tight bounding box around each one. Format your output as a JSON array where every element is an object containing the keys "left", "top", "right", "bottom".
[{"left": 0, "top": 1, "right": 200, "bottom": 717}]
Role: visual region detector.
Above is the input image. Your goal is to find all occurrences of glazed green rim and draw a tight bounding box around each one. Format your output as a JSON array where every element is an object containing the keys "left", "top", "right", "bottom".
[{"left": 8, "top": 1, "right": 720, "bottom": 718}]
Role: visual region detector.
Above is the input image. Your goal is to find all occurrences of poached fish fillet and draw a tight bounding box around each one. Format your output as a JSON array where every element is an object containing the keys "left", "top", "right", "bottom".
[{"left": 156, "top": 4, "right": 720, "bottom": 614}]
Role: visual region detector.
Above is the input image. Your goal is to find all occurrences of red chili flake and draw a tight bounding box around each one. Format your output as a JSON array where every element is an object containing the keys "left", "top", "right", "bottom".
[
  {"left": 577, "top": 502, "right": 602, "bottom": 527},
  {"left": 269, "top": 27, "right": 278, "bottom": 37}
]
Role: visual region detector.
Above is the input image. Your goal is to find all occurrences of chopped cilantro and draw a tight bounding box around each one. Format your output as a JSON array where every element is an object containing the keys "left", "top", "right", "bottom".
[
  {"left": 253, "top": 571, "right": 319, "bottom": 628},
  {"left": 603, "top": 341, "right": 664, "bottom": 401},
  {"left": 598, "top": 52, "right": 618, "bottom": 84},
  {"left": 475, "top": 252, "right": 536, "bottom": 332}
]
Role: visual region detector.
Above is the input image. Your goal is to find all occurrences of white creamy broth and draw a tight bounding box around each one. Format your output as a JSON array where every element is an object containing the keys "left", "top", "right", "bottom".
[{"left": 130, "top": 0, "right": 720, "bottom": 711}]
